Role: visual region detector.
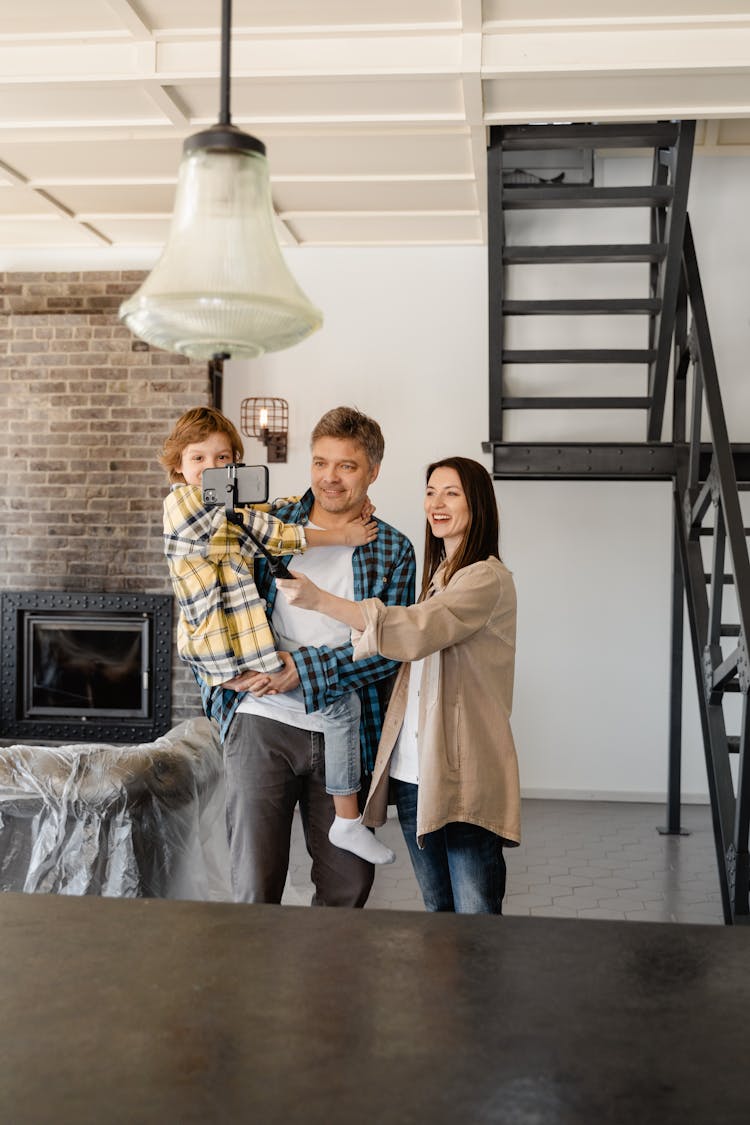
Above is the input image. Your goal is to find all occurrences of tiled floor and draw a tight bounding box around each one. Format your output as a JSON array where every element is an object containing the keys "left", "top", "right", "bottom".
[{"left": 282, "top": 799, "right": 725, "bottom": 924}]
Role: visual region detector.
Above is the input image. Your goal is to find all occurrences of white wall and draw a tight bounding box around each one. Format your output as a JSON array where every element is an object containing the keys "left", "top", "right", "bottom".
[{"left": 223, "top": 154, "right": 750, "bottom": 804}]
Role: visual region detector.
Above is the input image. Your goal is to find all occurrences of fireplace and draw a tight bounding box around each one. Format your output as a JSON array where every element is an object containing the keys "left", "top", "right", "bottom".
[{"left": 0, "top": 591, "right": 173, "bottom": 743}]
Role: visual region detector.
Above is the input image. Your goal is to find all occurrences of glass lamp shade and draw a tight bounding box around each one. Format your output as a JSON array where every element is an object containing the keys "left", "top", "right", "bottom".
[{"left": 119, "top": 129, "right": 322, "bottom": 359}]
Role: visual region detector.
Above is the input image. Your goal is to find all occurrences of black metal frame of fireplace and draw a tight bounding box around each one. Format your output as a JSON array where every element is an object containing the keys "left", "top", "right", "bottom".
[{"left": 0, "top": 591, "right": 173, "bottom": 744}]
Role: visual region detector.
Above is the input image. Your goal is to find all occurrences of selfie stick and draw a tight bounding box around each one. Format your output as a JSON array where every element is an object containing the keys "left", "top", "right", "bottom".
[{"left": 223, "top": 466, "right": 293, "bottom": 580}]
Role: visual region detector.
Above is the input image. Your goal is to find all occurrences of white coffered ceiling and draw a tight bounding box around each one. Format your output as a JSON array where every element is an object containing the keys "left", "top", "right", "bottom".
[{"left": 2, "top": 1, "right": 750, "bottom": 267}]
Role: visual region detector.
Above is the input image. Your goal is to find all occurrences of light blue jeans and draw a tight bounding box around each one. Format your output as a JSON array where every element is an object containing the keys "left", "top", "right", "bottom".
[
  {"left": 392, "top": 779, "right": 506, "bottom": 914},
  {"left": 320, "top": 691, "right": 361, "bottom": 796}
]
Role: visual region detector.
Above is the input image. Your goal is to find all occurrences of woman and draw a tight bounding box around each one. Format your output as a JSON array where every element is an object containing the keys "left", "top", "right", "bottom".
[{"left": 277, "top": 456, "right": 520, "bottom": 914}]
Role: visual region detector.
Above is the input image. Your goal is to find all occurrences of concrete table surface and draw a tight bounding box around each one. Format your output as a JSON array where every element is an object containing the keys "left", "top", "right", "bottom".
[{"left": 0, "top": 892, "right": 747, "bottom": 1124}]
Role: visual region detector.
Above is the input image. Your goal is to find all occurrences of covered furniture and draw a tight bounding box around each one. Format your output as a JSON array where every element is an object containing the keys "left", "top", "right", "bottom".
[{"left": 0, "top": 717, "right": 230, "bottom": 900}]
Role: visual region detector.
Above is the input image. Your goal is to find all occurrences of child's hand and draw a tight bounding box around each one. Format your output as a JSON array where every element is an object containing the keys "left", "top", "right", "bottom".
[
  {"left": 343, "top": 518, "right": 378, "bottom": 547},
  {"left": 343, "top": 496, "right": 377, "bottom": 546}
]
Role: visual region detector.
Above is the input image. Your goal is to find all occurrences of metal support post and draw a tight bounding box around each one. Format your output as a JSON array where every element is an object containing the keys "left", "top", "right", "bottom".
[{"left": 659, "top": 512, "right": 690, "bottom": 835}]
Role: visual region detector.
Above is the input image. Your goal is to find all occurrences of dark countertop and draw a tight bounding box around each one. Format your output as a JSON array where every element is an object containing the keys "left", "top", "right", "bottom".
[{"left": 0, "top": 892, "right": 747, "bottom": 1124}]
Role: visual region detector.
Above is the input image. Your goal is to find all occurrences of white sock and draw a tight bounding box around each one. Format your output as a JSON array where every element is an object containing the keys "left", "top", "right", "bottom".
[{"left": 328, "top": 815, "right": 396, "bottom": 865}]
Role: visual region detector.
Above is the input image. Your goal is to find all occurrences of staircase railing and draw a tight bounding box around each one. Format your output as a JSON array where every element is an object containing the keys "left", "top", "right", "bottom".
[
  {"left": 647, "top": 120, "right": 695, "bottom": 440},
  {"left": 488, "top": 120, "right": 695, "bottom": 443},
  {"left": 486, "top": 121, "right": 750, "bottom": 922},
  {"left": 673, "top": 216, "right": 750, "bottom": 923}
]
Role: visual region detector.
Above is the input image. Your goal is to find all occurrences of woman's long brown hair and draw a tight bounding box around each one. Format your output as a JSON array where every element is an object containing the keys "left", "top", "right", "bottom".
[{"left": 420, "top": 457, "right": 500, "bottom": 599}]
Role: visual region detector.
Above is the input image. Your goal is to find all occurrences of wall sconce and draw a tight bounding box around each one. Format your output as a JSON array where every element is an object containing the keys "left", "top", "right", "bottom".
[{"left": 241, "top": 397, "right": 288, "bottom": 463}]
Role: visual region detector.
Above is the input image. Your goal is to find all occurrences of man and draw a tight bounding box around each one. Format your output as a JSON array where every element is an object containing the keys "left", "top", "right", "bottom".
[{"left": 202, "top": 406, "right": 416, "bottom": 906}]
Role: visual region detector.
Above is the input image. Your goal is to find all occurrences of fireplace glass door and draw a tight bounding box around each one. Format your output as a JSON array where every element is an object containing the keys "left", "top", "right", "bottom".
[{"left": 25, "top": 615, "right": 149, "bottom": 720}]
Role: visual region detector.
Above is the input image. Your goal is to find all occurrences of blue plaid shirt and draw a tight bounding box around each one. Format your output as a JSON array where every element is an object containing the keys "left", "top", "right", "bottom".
[{"left": 199, "top": 489, "right": 416, "bottom": 774}]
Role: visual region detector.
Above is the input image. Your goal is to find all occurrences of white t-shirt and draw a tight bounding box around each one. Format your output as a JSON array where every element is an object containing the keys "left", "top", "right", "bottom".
[
  {"left": 388, "top": 658, "right": 423, "bottom": 784},
  {"left": 238, "top": 528, "right": 355, "bottom": 731}
]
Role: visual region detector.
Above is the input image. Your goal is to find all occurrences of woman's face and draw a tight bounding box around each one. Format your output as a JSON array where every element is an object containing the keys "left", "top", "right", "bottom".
[{"left": 424, "top": 466, "right": 470, "bottom": 559}]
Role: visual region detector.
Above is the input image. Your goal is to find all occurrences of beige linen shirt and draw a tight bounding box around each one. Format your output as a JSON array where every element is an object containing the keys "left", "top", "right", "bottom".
[{"left": 358, "top": 557, "right": 520, "bottom": 848}]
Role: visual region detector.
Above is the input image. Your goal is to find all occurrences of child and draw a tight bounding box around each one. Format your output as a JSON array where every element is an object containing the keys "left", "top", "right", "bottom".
[{"left": 160, "top": 406, "right": 395, "bottom": 866}]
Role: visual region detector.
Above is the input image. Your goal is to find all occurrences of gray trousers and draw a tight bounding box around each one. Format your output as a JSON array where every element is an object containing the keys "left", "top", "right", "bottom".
[{"left": 223, "top": 712, "right": 375, "bottom": 907}]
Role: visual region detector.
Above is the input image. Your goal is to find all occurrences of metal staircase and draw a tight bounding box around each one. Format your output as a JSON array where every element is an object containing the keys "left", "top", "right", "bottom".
[{"left": 485, "top": 121, "right": 750, "bottom": 924}]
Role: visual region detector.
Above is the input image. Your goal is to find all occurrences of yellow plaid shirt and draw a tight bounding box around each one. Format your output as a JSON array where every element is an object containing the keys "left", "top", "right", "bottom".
[{"left": 164, "top": 484, "right": 306, "bottom": 685}]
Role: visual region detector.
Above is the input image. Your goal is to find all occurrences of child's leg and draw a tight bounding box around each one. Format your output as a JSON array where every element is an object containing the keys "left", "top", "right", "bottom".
[
  {"left": 333, "top": 792, "right": 360, "bottom": 819},
  {"left": 322, "top": 693, "right": 395, "bottom": 865},
  {"left": 320, "top": 691, "right": 362, "bottom": 800}
]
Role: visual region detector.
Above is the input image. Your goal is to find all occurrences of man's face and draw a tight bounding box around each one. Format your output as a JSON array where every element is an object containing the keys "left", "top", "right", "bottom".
[{"left": 310, "top": 437, "right": 380, "bottom": 517}]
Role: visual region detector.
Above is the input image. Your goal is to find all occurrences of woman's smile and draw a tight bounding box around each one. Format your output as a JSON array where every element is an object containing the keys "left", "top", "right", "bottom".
[{"left": 425, "top": 467, "right": 470, "bottom": 556}]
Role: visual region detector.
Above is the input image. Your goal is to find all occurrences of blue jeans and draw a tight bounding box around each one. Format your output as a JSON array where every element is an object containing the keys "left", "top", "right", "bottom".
[
  {"left": 392, "top": 779, "right": 506, "bottom": 914},
  {"left": 320, "top": 691, "right": 361, "bottom": 796}
]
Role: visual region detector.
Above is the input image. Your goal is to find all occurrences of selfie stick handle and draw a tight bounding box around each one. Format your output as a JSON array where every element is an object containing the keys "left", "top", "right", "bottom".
[{"left": 223, "top": 474, "right": 293, "bottom": 580}]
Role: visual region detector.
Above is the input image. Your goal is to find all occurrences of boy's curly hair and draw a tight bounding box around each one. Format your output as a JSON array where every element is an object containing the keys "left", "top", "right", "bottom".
[{"left": 160, "top": 407, "right": 244, "bottom": 483}]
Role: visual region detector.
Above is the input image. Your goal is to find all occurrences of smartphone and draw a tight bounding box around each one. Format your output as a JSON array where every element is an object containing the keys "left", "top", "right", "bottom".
[{"left": 202, "top": 464, "right": 269, "bottom": 508}]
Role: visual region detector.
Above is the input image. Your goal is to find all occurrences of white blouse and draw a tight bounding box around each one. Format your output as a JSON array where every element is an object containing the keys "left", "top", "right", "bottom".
[{"left": 388, "top": 657, "right": 423, "bottom": 784}]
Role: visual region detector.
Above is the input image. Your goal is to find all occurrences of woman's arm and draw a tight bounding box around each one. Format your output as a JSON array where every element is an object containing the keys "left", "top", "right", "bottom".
[
  {"left": 278, "top": 560, "right": 508, "bottom": 663},
  {"left": 277, "top": 572, "right": 366, "bottom": 631},
  {"left": 354, "top": 562, "right": 509, "bottom": 662}
]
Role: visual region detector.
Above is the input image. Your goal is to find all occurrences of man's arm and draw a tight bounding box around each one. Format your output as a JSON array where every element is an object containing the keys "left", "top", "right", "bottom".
[{"left": 291, "top": 531, "right": 416, "bottom": 713}]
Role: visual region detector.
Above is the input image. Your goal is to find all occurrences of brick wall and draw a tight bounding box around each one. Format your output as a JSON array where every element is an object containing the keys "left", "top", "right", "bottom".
[{"left": 0, "top": 271, "right": 211, "bottom": 724}]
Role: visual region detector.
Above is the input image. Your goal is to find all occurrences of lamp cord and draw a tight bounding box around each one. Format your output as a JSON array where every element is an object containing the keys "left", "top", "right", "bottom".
[{"left": 219, "top": 0, "right": 232, "bottom": 125}]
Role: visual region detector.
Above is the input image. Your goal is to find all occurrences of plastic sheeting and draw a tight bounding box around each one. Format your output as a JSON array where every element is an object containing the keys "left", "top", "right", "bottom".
[{"left": 0, "top": 717, "right": 232, "bottom": 901}]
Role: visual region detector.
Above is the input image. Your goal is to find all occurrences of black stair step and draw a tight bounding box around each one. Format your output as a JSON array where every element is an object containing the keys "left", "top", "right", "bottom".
[
  {"left": 502, "top": 397, "right": 652, "bottom": 411},
  {"left": 728, "top": 737, "right": 741, "bottom": 753},
  {"left": 500, "top": 123, "right": 680, "bottom": 150},
  {"left": 503, "top": 299, "right": 662, "bottom": 316},
  {"left": 503, "top": 348, "right": 656, "bottom": 364},
  {"left": 485, "top": 442, "right": 678, "bottom": 479},
  {"left": 697, "top": 527, "right": 750, "bottom": 536},
  {"left": 502, "top": 186, "right": 674, "bottom": 210},
  {"left": 720, "top": 625, "right": 741, "bottom": 637},
  {"left": 504, "top": 244, "right": 668, "bottom": 264},
  {"left": 703, "top": 574, "right": 735, "bottom": 584}
]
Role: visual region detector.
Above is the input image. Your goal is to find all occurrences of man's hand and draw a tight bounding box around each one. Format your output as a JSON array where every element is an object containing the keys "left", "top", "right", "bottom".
[{"left": 222, "top": 651, "right": 300, "bottom": 696}]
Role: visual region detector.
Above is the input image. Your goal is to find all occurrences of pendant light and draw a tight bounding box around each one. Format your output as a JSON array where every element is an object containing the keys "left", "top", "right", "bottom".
[{"left": 119, "top": 0, "right": 322, "bottom": 360}]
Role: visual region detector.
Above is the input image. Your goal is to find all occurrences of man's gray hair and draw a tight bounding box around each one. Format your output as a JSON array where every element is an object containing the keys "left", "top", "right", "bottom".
[{"left": 311, "top": 406, "right": 385, "bottom": 467}]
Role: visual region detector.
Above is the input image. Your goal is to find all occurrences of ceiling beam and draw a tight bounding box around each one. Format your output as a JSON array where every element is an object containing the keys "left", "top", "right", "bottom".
[
  {"left": 459, "top": 0, "right": 486, "bottom": 242},
  {"left": 0, "top": 158, "right": 111, "bottom": 244},
  {"left": 101, "top": 0, "right": 154, "bottom": 41},
  {"left": 142, "top": 83, "right": 191, "bottom": 128}
]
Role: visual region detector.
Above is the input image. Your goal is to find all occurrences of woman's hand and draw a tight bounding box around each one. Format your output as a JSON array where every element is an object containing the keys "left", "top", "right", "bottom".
[
  {"left": 278, "top": 573, "right": 366, "bottom": 631},
  {"left": 276, "top": 571, "right": 323, "bottom": 611}
]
